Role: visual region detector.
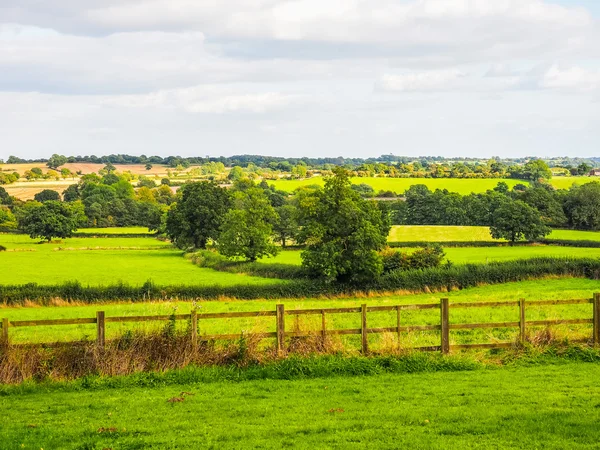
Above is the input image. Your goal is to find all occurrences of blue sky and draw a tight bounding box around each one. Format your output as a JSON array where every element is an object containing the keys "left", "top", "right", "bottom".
[{"left": 0, "top": 0, "right": 599, "bottom": 159}]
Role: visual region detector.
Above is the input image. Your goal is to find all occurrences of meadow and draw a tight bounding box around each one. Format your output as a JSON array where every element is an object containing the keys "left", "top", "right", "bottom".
[
  {"left": 388, "top": 225, "right": 600, "bottom": 243},
  {"left": 263, "top": 246, "right": 600, "bottom": 266},
  {"left": 2, "top": 362, "right": 599, "bottom": 448},
  {"left": 271, "top": 177, "right": 526, "bottom": 195},
  {"left": 3, "top": 278, "right": 598, "bottom": 345},
  {"left": 0, "top": 234, "right": 283, "bottom": 287}
]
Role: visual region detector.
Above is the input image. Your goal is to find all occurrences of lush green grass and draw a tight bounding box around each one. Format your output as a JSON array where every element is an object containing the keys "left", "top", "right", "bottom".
[
  {"left": 271, "top": 177, "right": 525, "bottom": 195},
  {"left": 388, "top": 225, "right": 600, "bottom": 243},
  {"left": 2, "top": 362, "right": 600, "bottom": 449},
  {"left": 3, "top": 278, "right": 598, "bottom": 345},
  {"left": 76, "top": 226, "right": 154, "bottom": 235},
  {"left": 262, "top": 246, "right": 600, "bottom": 266},
  {"left": 0, "top": 234, "right": 284, "bottom": 287},
  {"left": 550, "top": 177, "right": 597, "bottom": 190}
]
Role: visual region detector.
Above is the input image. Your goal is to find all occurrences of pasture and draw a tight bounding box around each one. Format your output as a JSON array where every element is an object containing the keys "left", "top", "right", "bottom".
[
  {"left": 0, "top": 234, "right": 283, "bottom": 287},
  {"left": 388, "top": 225, "right": 600, "bottom": 243},
  {"left": 3, "top": 278, "right": 599, "bottom": 344},
  {"left": 550, "top": 176, "right": 597, "bottom": 190},
  {"left": 270, "top": 177, "right": 526, "bottom": 195},
  {"left": 263, "top": 246, "right": 600, "bottom": 266},
  {"left": 2, "top": 362, "right": 600, "bottom": 448}
]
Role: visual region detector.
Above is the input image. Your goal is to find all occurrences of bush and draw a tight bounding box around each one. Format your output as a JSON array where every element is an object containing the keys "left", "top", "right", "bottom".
[{"left": 381, "top": 245, "right": 446, "bottom": 273}]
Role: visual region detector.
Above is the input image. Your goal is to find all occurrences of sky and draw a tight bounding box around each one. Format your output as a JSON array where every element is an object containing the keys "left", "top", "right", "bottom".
[{"left": 1, "top": 0, "right": 599, "bottom": 160}]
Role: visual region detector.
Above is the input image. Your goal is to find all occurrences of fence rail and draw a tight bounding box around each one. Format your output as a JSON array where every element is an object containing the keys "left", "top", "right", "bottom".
[{"left": 2, "top": 294, "right": 600, "bottom": 354}]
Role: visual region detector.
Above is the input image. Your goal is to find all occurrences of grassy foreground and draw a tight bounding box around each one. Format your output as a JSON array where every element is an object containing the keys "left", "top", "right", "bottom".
[{"left": 2, "top": 361, "right": 599, "bottom": 449}]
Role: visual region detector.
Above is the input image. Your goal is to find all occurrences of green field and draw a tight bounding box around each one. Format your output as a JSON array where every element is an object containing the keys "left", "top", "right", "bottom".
[
  {"left": 550, "top": 176, "right": 597, "bottom": 190},
  {"left": 0, "top": 234, "right": 284, "bottom": 287},
  {"left": 264, "top": 246, "right": 600, "bottom": 266},
  {"left": 271, "top": 177, "right": 525, "bottom": 195},
  {"left": 389, "top": 226, "right": 600, "bottom": 242},
  {"left": 76, "top": 226, "right": 154, "bottom": 235},
  {"left": 3, "top": 278, "right": 598, "bottom": 344},
  {"left": 2, "top": 362, "right": 599, "bottom": 448}
]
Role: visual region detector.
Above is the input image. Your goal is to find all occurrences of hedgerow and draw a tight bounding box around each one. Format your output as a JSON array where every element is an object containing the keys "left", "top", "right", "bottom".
[{"left": 1, "top": 257, "right": 599, "bottom": 304}]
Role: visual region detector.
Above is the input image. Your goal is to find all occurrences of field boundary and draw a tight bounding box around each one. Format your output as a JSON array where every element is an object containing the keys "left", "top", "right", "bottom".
[{"left": 2, "top": 295, "right": 599, "bottom": 354}]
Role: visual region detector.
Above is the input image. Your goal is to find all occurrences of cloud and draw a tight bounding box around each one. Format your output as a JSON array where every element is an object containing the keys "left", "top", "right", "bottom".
[
  {"left": 377, "top": 69, "right": 467, "bottom": 92},
  {"left": 541, "top": 65, "right": 600, "bottom": 92}
]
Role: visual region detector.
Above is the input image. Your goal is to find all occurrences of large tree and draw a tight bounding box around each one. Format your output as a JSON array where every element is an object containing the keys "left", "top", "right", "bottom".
[
  {"left": 17, "top": 201, "right": 85, "bottom": 242},
  {"left": 46, "top": 154, "right": 68, "bottom": 170},
  {"left": 490, "top": 200, "right": 551, "bottom": 243},
  {"left": 166, "top": 181, "right": 231, "bottom": 249},
  {"left": 563, "top": 182, "right": 600, "bottom": 230},
  {"left": 218, "top": 187, "right": 278, "bottom": 261},
  {"left": 34, "top": 189, "right": 61, "bottom": 203},
  {"left": 298, "top": 167, "right": 390, "bottom": 283}
]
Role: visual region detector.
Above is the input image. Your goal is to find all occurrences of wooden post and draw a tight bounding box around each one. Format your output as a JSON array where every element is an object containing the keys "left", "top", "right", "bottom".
[
  {"left": 1, "top": 318, "right": 8, "bottom": 345},
  {"left": 191, "top": 309, "right": 198, "bottom": 347},
  {"left": 396, "top": 305, "right": 402, "bottom": 349},
  {"left": 594, "top": 293, "right": 600, "bottom": 346},
  {"left": 519, "top": 298, "right": 526, "bottom": 345},
  {"left": 361, "top": 304, "right": 368, "bottom": 354},
  {"left": 321, "top": 310, "right": 326, "bottom": 345},
  {"left": 440, "top": 298, "right": 449, "bottom": 354},
  {"left": 276, "top": 304, "right": 285, "bottom": 354},
  {"left": 96, "top": 311, "right": 105, "bottom": 349}
]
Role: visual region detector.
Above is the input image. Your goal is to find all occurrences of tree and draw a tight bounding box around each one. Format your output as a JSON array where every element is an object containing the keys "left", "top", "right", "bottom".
[
  {"left": 103, "top": 162, "right": 116, "bottom": 174},
  {"left": 490, "top": 200, "right": 550, "bottom": 243},
  {"left": 218, "top": 188, "right": 278, "bottom": 261},
  {"left": 34, "top": 189, "right": 61, "bottom": 202},
  {"left": 522, "top": 159, "right": 552, "bottom": 182},
  {"left": 62, "top": 184, "right": 80, "bottom": 202},
  {"left": 228, "top": 166, "right": 244, "bottom": 182},
  {"left": 17, "top": 201, "right": 85, "bottom": 242},
  {"left": 145, "top": 163, "right": 153, "bottom": 171},
  {"left": 563, "top": 182, "right": 600, "bottom": 230},
  {"left": 46, "top": 154, "right": 67, "bottom": 169},
  {"left": 273, "top": 204, "right": 298, "bottom": 247},
  {"left": 166, "top": 181, "right": 231, "bottom": 249},
  {"left": 298, "top": 168, "right": 390, "bottom": 283}
]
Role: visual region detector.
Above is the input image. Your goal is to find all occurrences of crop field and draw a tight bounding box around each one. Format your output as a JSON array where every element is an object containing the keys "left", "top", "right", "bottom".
[
  {"left": 550, "top": 176, "right": 597, "bottom": 190},
  {"left": 3, "top": 278, "right": 599, "bottom": 344},
  {"left": 0, "top": 234, "right": 284, "bottom": 287},
  {"left": 2, "top": 362, "right": 600, "bottom": 448},
  {"left": 270, "top": 177, "right": 526, "bottom": 195},
  {"left": 263, "top": 246, "right": 600, "bottom": 266},
  {"left": 388, "top": 225, "right": 600, "bottom": 242},
  {"left": 3, "top": 180, "right": 75, "bottom": 201}
]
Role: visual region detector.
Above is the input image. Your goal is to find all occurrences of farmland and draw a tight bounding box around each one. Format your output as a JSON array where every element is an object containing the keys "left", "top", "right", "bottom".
[
  {"left": 388, "top": 225, "right": 600, "bottom": 242},
  {"left": 2, "top": 361, "right": 600, "bottom": 449},
  {"left": 271, "top": 177, "right": 526, "bottom": 195},
  {"left": 0, "top": 234, "right": 284, "bottom": 287}
]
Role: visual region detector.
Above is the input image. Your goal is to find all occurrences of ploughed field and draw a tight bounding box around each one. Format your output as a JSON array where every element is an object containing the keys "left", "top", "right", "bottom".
[{"left": 2, "top": 362, "right": 599, "bottom": 449}]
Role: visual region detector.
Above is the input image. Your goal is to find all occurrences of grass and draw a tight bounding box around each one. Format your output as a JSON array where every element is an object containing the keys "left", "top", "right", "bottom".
[
  {"left": 2, "top": 361, "right": 600, "bottom": 448},
  {"left": 262, "top": 246, "right": 600, "bottom": 266},
  {"left": 388, "top": 225, "right": 600, "bottom": 243},
  {"left": 3, "top": 277, "right": 599, "bottom": 344},
  {"left": 270, "top": 177, "right": 526, "bottom": 195},
  {"left": 0, "top": 234, "right": 284, "bottom": 287},
  {"left": 76, "top": 227, "right": 154, "bottom": 235},
  {"left": 550, "top": 176, "right": 597, "bottom": 190}
]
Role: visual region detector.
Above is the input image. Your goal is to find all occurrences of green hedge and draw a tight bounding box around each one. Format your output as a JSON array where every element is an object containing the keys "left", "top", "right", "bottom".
[
  {"left": 389, "top": 240, "right": 600, "bottom": 248},
  {"left": 1, "top": 257, "right": 600, "bottom": 304}
]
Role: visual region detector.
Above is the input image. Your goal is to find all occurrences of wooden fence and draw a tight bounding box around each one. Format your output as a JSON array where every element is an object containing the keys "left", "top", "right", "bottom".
[{"left": 2, "top": 294, "right": 600, "bottom": 354}]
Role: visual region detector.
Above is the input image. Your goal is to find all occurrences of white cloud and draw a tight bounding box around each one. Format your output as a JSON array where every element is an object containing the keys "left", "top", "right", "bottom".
[
  {"left": 541, "top": 65, "right": 600, "bottom": 92},
  {"left": 377, "top": 69, "right": 467, "bottom": 92}
]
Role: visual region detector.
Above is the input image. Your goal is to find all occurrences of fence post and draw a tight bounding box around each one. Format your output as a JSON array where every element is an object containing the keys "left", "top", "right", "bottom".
[
  {"left": 1, "top": 318, "right": 8, "bottom": 345},
  {"left": 276, "top": 304, "right": 285, "bottom": 355},
  {"left": 396, "top": 305, "right": 402, "bottom": 349},
  {"left": 96, "top": 311, "right": 105, "bottom": 349},
  {"left": 191, "top": 309, "right": 198, "bottom": 347},
  {"left": 321, "top": 310, "right": 327, "bottom": 346},
  {"left": 594, "top": 293, "right": 600, "bottom": 346},
  {"left": 519, "top": 298, "right": 526, "bottom": 345},
  {"left": 440, "top": 298, "right": 449, "bottom": 354},
  {"left": 361, "top": 304, "right": 368, "bottom": 354}
]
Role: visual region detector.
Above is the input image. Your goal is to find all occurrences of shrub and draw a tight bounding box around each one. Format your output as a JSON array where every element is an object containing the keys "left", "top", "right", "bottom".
[{"left": 381, "top": 245, "right": 446, "bottom": 273}]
